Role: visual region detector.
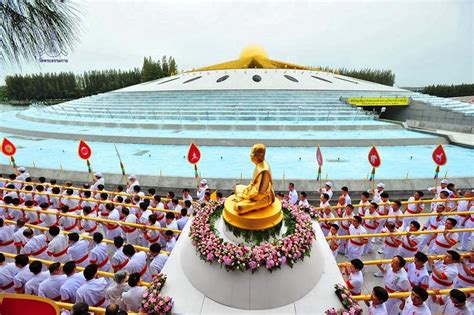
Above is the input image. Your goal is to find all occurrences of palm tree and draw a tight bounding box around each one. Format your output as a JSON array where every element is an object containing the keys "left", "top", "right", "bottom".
[{"left": 0, "top": 0, "right": 81, "bottom": 65}]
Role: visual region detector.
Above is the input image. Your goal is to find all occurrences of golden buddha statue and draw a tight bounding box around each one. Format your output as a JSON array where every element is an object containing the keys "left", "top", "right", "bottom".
[
  {"left": 233, "top": 144, "right": 275, "bottom": 214},
  {"left": 223, "top": 144, "right": 283, "bottom": 230}
]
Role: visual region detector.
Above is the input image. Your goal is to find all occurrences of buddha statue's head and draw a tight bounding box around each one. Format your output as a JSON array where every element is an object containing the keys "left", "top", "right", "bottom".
[{"left": 250, "top": 144, "right": 266, "bottom": 164}]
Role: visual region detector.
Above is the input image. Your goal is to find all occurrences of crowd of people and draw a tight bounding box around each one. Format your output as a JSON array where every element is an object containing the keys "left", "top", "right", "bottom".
[
  {"left": 285, "top": 180, "right": 473, "bottom": 314},
  {"left": 0, "top": 168, "right": 472, "bottom": 314},
  {"left": 0, "top": 169, "right": 212, "bottom": 314}
]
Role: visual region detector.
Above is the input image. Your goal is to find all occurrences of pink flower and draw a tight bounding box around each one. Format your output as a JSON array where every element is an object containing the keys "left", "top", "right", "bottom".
[
  {"left": 207, "top": 252, "right": 214, "bottom": 261},
  {"left": 223, "top": 255, "right": 232, "bottom": 265},
  {"left": 280, "top": 256, "right": 287, "bottom": 265},
  {"left": 266, "top": 259, "right": 275, "bottom": 268}
]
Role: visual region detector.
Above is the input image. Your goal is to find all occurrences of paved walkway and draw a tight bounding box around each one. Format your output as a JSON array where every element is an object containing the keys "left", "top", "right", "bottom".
[{"left": 435, "top": 129, "right": 474, "bottom": 147}]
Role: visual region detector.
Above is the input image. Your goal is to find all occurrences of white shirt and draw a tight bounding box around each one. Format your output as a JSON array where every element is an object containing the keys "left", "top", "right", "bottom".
[
  {"left": 166, "top": 237, "right": 176, "bottom": 252},
  {"left": 383, "top": 267, "right": 410, "bottom": 293},
  {"left": 76, "top": 278, "right": 108, "bottom": 307},
  {"left": 431, "top": 225, "right": 458, "bottom": 253},
  {"left": 346, "top": 271, "right": 363, "bottom": 294},
  {"left": 67, "top": 240, "right": 90, "bottom": 266},
  {"left": 150, "top": 254, "right": 168, "bottom": 275},
  {"left": 22, "top": 234, "right": 48, "bottom": 257},
  {"left": 429, "top": 262, "right": 458, "bottom": 289},
  {"left": 401, "top": 297, "right": 431, "bottom": 315},
  {"left": 24, "top": 271, "right": 49, "bottom": 295},
  {"left": 40, "top": 208, "right": 58, "bottom": 227},
  {"left": 106, "top": 283, "right": 130, "bottom": 310},
  {"left": 348, "top": 224, "right": 367, "bottom": 246},
  {"left": 81, "top": 212, "right": 98, "bottom": 233},
  {"left": 47, "top": 235, "right": 70, "bottom": 262},
  {"left": 441, "top": 298, "right": 472, "bottom": 315},
  {"left": 0, "top": 263, "right": 18, "bottom": 291},
  {"left": 60, "top": 272, "right": 86, "bottom": 303},
  {"left": 90, "top": 243, "right": 110, "bottom": 269},
  {"left": 122, "top": 286, "right": 147, "bottom": 312},
  {"left": 91, "top": 177, "right": 105, "bottom": 191},
  {"left": 14, "top": 265, "right": 34, "bottom": 292},
  {"left": 406, "top": 196, "right": 425, "bottom": 214},
  {"left": 368, "top": 303, "right": 388, "bottom": 315},
  {"left": 321, "top": 188, "right": 333, "bottom": 200},
  {"left": 38, "top": 274, "right": 67, "bottom": 300},
  {"left": 125, "top": 251, "right": 148, "bottom": 276},
  {"left": 111, "top": 249, "right": 129, "bottom": 271},
  {"left": 13, "top": 226, "right": 27, "bottom": 248},
  {"left": 288, "top": 189, "right": 298, "bottom": 205},
  {"left": 298, "top": 199, "right": 310, "bottom": 207},
  {"left": 176, "top": 216, "right": 189, "bottom": 230},
  {"left": 406, "top": 262, "right": 429, "bottom": 289},
  {"left": 0, "top": 224, "right": 15, "bottom": 244}
]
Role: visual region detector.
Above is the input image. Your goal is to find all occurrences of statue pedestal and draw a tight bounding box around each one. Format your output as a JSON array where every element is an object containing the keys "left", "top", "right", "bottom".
[{"left": 223, "top": 195, "right": 283, "bottom": 230}]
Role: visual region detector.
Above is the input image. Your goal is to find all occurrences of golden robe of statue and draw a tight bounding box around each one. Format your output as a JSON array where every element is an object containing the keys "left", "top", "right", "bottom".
[{"left": 233, "top": 144, "right": 275, "bottom": 214}]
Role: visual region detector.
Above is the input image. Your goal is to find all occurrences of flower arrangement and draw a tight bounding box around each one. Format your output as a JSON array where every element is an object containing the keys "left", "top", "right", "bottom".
[
  {"left": 140, "top": 273, "right": 174, "bottom": 315},
  {"left": 189, "top": 200, "right": 315, "bottom": 272},
  {"left": 325, "top": 284, "right": 362, "bottom": 315}
]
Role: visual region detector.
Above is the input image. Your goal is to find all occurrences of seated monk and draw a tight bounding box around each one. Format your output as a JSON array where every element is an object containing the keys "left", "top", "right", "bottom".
[{"left": 233, "top": 144, "right": 275, "bottom": 214}]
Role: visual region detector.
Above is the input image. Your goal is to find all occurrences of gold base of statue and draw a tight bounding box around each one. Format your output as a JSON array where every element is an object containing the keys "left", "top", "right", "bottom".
[{"left": 223, "top": 196, "right": 283, "bottom": 230}]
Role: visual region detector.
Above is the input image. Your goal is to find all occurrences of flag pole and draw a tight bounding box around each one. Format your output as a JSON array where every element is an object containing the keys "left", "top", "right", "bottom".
[{"left": 113, "top": 144, "right": 128, "bottom": 185}]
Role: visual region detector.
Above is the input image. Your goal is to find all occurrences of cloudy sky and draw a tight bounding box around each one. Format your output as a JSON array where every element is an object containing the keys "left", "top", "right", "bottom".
[{"left": 1, "top": 0, "right": 472, "bottom": 86}]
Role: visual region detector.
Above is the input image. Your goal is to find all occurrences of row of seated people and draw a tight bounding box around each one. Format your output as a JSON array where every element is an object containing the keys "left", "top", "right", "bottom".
[
  {"left": 341, "top": 250, "right": 473, "bottom": 314},
  {"left": 0, "top": 250, "right": 157, "bottom": 313}
]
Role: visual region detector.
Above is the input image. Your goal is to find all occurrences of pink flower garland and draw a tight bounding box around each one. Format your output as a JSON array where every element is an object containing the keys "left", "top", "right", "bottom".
[{"left": 189, "top": 200, "right": 315, "bottom": 272}]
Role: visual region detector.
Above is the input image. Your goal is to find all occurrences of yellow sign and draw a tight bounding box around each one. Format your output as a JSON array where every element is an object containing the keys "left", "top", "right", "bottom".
[{"left": 347, "top": 97, "right": 410, "bottom": 106}]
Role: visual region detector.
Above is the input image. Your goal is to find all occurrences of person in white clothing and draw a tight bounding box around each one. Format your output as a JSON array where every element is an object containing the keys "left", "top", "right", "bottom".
[
  {"left": 319, "top": 205, "right": 334, "bottom": 236},
  {"left": 90, "top": 232, "right": 112, "bottom": 272},
  {"left": 149, "top": 243, "right": 168, "bottom": 275},
  {"left": 327, "top": 224, "right": 340, "bottom": 259},
  {"left": 111, "top": 236, "right": 129, "bottom": 272},
  {"left": 433, "top": 288, "right": 472, "bottom": 315},
  {"left": 58, "top": 206, "right": 79, "bottom": 233},
  {"left": 0, "top": 253, "right": 19, "bottom": 292},
  {"left": 374, "top": 192, "right": 391, "bottom": 241},
  {"left": 428, "top": 218, "right": 458, "bottom": 255},
  {"left": 319, "top": 181, "right": 333, "bottom": 201},
  {"left": 428, "top": 250, "right": 460, "bottom": 290},
  {"left": 287, "top": 182, "right": 298, "bottom": 206},
  {"left": 79, "top": 206, "right": 98, "bottom": 235},
  {"left": 338, "top": 205, "right": 354, "bottom": 255},
  {"left": 59, "top": 261, "right": 86, "bottom": 303},
  {"left": 419, "top": 204, "right": 447, "bottom": 251},
  {"left": 365, "top": 286, "right": 389, "bottom": 315},
  {"left": 104, "top": 203, "right": 122, "bottom": 245},
  {"left": 164, "top": 230, "right": 176, "bottom": 252},
  {"left": 123, "top": 244, "right": 150, "bottom": 282},
  {"left": 121, "top": 208, "right": 139, "bottom": 245},
  {"left": 164, "top": 212, "right": 178, "bottom": 231},
  {"left": 76, "top": 264, "right": 108, "bottom": 307},
  {"left": 362, "top": 202, "right": 379, "bottom": 255},
  {"left": 15, "top": 167, "right": 29, "bottom": 186},
  {"left": 341, "top": 259, "right": 364, "bottom": 296},
  {"left": 13, "top": 254, "right": 32, "bottom": 293},
  {"left": 21, "top": 228, "right": 49, "bottom": 260},
  {"left": 358, "top": 192, "right": 371, "bottom": 217},
  {"left": 387, "top": 200, "right": 403, "bottom": 229},
  {"left": 319, "top": 193, "right": 330, "bottom": 210},
  {"left": 400, "top": 286, "right": 431, "bottom": 315},
  {"left": 298, "top": 191, "right": 310, "bottom": 207},
  {"left": 126, "top": 175, "right": 140, "bottom": 194},
  {"left": 347, "top": 216, "right": 368, "bottom": 260},
  {"left": 406, "top": 252, "right": 429, "bottom": 289},
  {"left": 24, "top": 261, "right": 48, "bottom": 295},
  {"left": 371, "top": 182, "right": 385, "bottom": 203},
  {"left": 121, "top": 272, "right": 147, "bottom": 313},
  {"left": 176, "top": 208, "right": 189, "bottom": 231},
  {"left": 13, "top": 219, "right": 28, "bottom": 252},
  {"left": 0, "top": 218, "right": 16, "bottom": 254},
  {"left": 91, "top": 172, "right": 105, "bottom": 191},
  {"left": 428, "top": 179, "right": 449, "bottom": 199},
  {"left": 398, "top": 221, "right": 422, "bottom": 258},
  {"left": 67, "top": 233, "right": 90, "bottom": 267},
  {"left": 182, "top": 188, "right": 193, "bottom": 202},
  {"left": 403, "top": 191, "right": 425, "bottom": 228},
  {"left": 144, "top": 214, "right": 162, "bottom": 246},
  {"left": 47, "top": 226, "right": 71, "bottom": 263},
  {"left": 340, "top": 186, "right": 352, "bottom": 206},
  {"left": 38, "top": 262, "right": 67, "bottom": 301},
  {"left": 197, "top": 179, "right": 209, "bottom": 201},
  {"left": 454, "top": 249, "right": 474, "bottom": 289},
  {"left": 105, "top": 271, "right": 130, "bottom": 310},
  {"left": 39, "top": 202, "right": 58, "bottom": 229},
  {"left": 376, "top": 255, "right": 411, "bottom": 315}
]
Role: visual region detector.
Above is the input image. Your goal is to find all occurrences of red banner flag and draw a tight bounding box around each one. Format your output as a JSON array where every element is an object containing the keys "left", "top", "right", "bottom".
[
  {"left": 187, "top": 143, "right": 201, "bottom": 164},
  {"left": 1, "top": 137, "right": 16, "bottom": 156},
  {"left": 432, "top": 144, "right": 447, "bottom": 166},
  {"left": 316, "top": 145, "right": 323, "bottom": 167},
  {"left": 368, "top": 146, "right": 381, "bottom": 168},
  {"left": 78, "top": 139, "right": 92, "bottom": 160}
]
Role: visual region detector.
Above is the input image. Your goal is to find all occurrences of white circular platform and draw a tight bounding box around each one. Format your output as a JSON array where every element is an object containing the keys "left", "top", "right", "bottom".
[{"left": 181, "top": 220, "right": 324, "bottom": 310}]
